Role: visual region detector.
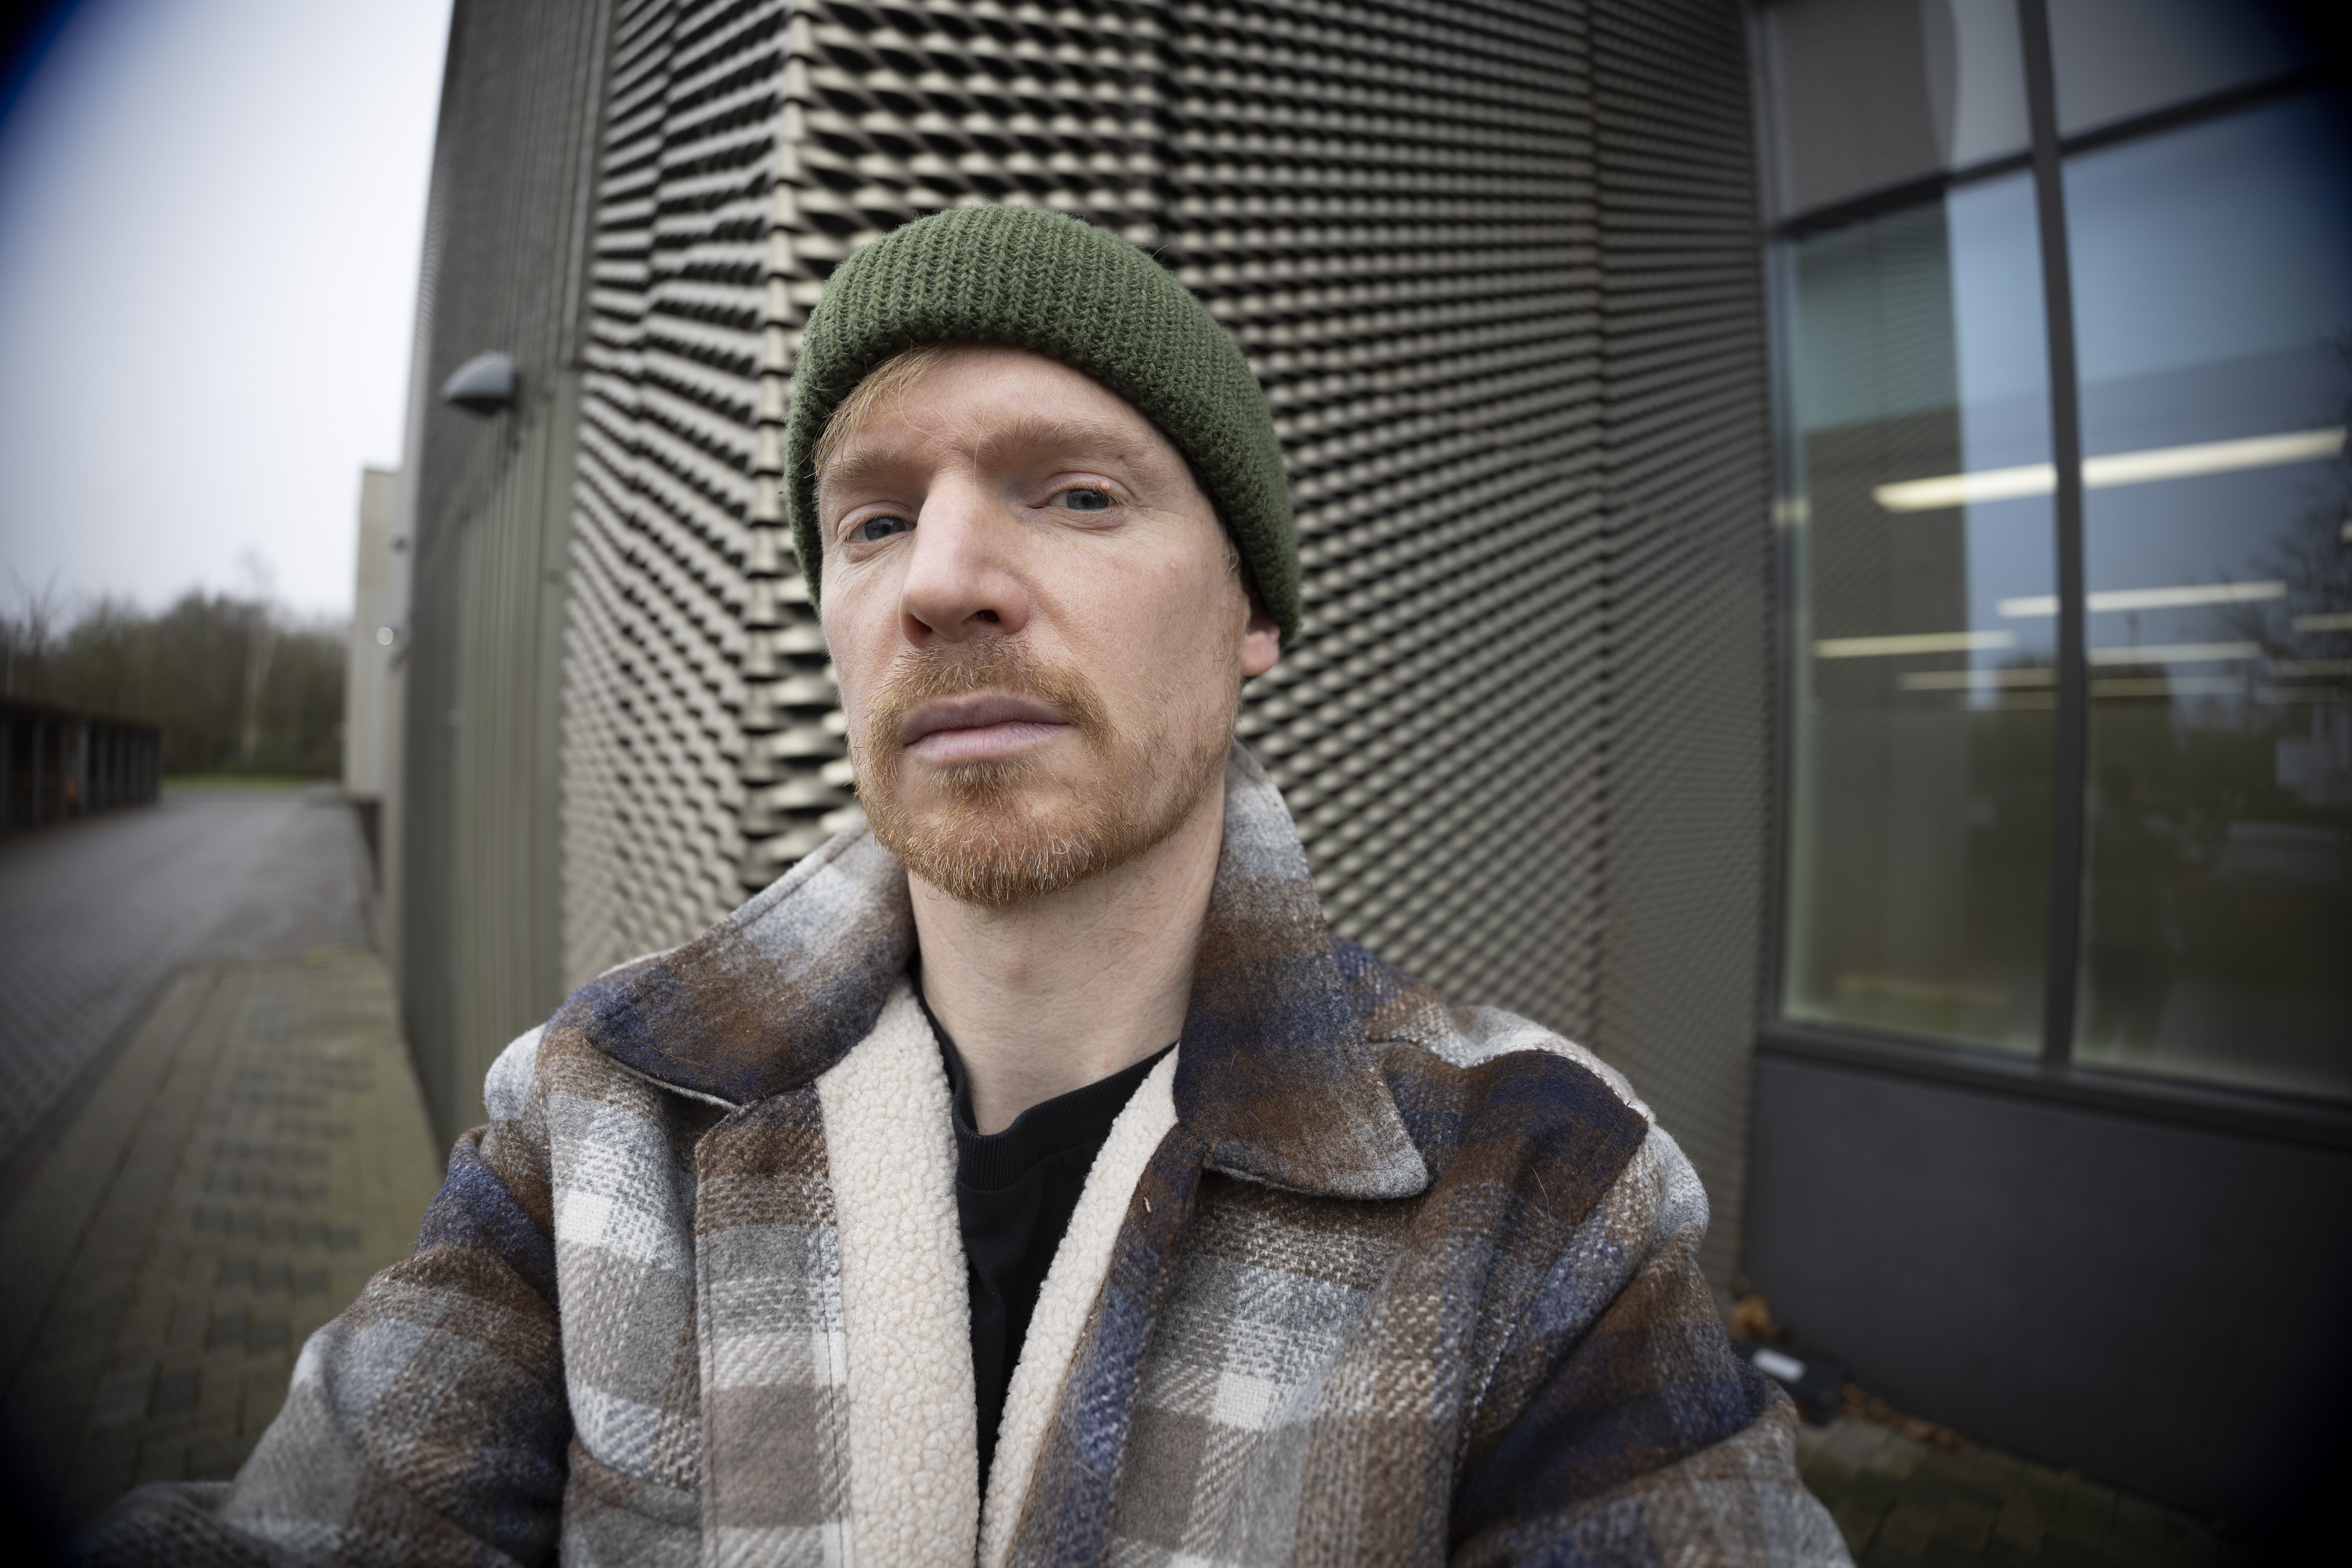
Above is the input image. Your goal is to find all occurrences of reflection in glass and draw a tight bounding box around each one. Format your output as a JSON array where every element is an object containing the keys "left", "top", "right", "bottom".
[
  {"left": 1756, "top": 0, "right": 2027, "bottom": 221},
  {"left": 2065, "top": 93, "right": 2352, "bottom": 1097},
  {"left": 1779, "top": 174, "right": 2055, "bottom": 1051},
  {"left": 2048, "top": 0, "right": 2312, "bottom": 139}
]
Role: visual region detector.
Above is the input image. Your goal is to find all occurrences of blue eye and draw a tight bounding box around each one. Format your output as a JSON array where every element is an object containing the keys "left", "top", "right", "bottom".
[
  {"left": 855, "top": 515, "right": 910, "bottom": 543},
  {"left": 1059, "top": 487, "right": 1112, "bottom": 511}
]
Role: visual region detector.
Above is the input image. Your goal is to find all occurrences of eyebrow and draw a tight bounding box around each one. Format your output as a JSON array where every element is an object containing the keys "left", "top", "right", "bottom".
[
  {"left": 818, "top": 413, "right": 1171, "bottom": 502},
  {"left": 970, "top": 414, "right": 1161, "bottom": 470}
]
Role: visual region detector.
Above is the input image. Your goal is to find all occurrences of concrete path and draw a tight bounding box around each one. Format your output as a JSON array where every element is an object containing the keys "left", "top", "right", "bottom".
[
  {"left": 1797, "top": 1417, "right": 2234, "bottom": 1566},
  {"left": 0, "top": 788, "right": 375, "bottom": 1170},
  {"left": 0, "top": 790, "right": 441, "bottom": 1542}
]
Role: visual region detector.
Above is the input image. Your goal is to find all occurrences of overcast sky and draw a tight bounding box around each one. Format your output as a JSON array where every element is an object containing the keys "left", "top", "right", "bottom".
[{"left": 0, "top": 0, "right": 451, "bottom": 620}]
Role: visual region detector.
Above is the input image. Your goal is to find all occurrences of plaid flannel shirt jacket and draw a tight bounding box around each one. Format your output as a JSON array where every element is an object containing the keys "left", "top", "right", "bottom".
[{"left": 85, "top": 747, "right": 1848, "bottom": 1567}]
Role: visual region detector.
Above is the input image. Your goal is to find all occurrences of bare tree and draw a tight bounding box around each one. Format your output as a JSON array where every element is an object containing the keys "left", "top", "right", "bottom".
[{"left": 2, "top": 572, "right": 347, "bottom": 778}]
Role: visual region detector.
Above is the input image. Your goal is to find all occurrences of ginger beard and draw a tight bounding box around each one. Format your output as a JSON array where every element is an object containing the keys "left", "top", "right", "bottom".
[{"left": 851, "top": 639, "right": 1236, "bottom": 908}]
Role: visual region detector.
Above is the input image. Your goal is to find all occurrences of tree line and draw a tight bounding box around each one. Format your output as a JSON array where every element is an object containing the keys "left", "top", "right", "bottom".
[{"left": 2, "top": 586, "right": 346, "bottom": 778}]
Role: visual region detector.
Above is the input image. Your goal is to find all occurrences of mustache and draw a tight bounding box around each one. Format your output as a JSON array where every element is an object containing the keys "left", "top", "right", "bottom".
[{"left": 859, "top": 641, "right": 1112, "bottom": 755}]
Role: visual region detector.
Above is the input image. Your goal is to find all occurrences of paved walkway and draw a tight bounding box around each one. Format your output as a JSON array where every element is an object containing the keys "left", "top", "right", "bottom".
[
  {"left": 1796, "top": 1416, "right": 2234, "bottom": 1566},
  {"left": 0, "top": 792, "right": 441, "bottom": 1543},
  {"left": 0, "top": 787, "right": 376, "bottom": 1171}
]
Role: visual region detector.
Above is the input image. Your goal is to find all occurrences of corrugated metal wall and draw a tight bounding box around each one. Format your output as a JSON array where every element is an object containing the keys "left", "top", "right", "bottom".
[
  {"left": 405, "top": 0, "right": 1771, "bottom": 1291},
  {"left": 397, "top": 0, "right": 614, "bottom": 1143}
]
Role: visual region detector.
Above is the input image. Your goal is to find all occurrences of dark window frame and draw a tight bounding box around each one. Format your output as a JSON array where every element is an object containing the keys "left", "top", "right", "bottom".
[{"left": 1754, "top": 0, "right": 2352, "bottom": 1150}]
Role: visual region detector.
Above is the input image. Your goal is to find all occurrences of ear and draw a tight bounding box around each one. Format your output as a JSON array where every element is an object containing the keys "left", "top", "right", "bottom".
[{"left": 1240, "top": 593, "right": 1281, "bottom": 678}]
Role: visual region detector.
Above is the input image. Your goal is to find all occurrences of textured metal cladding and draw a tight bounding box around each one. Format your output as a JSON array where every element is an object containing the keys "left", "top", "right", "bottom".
[
  {"left": 1178, "top": 0, "right": 1609, "bottom": 1048},
  {"left": 1590, "top": 0, "right": 1773, "bottom": 1294},
  {"left": 563, "top": 0, "right": 782, "bottom": 983}
]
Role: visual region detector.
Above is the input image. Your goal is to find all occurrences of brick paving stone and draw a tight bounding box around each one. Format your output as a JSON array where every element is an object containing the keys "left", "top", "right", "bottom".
[
  {"left": 1878, "top": 1497, "right": 1943, "bottom": 1556},
  {"left": 239, "top": 1367, "right": 289, "bottom": 1439},
  {"left": 1878, "top": 1431, "right": 1933, "bottom": 1483},
  {"left": 1947, "top": 1449, "right": 2020, "bottom": 1498},
  {"left": 130, "top": 1439, "right": 183, "bottom": 1487},
  {"left": 1994, "top": 1486, "right": 2053, "bottom": 1553},
  {"left": 86, "top": 1368, "right": 149, "bottom": 1431},
  {"left": 1797, "top": 1415, "right": 2233, "bottom": 1566},
  {"left": 2051, "top": 1476, "right": 2118, "bottom": 1548},
  {"left": 1830, "top": 1498, "right": 1883, "bottom": 1558},
  {"left": 0, "top": 942, "right": 441, "bottom": 1530},
  {"left": 1938, "top": 1494, "right": 1997, "bottom": 1552}
]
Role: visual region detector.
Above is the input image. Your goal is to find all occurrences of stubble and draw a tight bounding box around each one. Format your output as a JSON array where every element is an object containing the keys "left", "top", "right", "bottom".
[{"left": 851, "top": 640, "right": 1232, "bottom": 907}]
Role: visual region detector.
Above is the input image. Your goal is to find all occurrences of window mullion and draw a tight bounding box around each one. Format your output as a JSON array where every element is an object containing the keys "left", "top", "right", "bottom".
[{"left": 2020, "top": 0, "right": 2087, "bottom": 1072}]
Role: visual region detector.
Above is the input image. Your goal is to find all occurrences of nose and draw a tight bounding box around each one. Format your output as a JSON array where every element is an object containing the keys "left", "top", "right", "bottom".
[{"left": 897, "top": 475, "right": 1030, "bottom": 644}]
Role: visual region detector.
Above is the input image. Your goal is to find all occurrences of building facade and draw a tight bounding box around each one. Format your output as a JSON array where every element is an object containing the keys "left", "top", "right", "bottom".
[
  {"left": 341, "top": 466, "right": 405, "bottom": 873},
  {"left": 385, "top": 0, "right": 1775, "bottom": 1305},
  {"left": 379, "top": 0, "right": 2347, "bottom": 1531},
  {"left": 1744, "top": 0, "right": 2350, "bottom": 1531}
]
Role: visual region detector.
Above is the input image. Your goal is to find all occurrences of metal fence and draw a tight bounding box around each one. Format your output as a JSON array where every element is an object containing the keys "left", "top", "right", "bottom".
[{"left": 0, "top": 699, "right": 162, "bottom": 833}]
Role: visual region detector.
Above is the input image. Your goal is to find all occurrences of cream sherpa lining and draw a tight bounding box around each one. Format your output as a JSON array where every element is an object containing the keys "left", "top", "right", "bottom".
[
  {"left": 817, "top": 980, "right": 980, "bottom": 1566},
  {"left": 813, "top": 983, "right": 1179, "bottom": 1565},
  {"left": 978, "top": 1047, "right": 1180, "bottom": 1568}
]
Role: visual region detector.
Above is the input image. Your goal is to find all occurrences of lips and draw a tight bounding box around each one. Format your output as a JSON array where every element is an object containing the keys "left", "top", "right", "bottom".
[{"left": 898, "top": 691, "right": 1071, "bottom": 762}]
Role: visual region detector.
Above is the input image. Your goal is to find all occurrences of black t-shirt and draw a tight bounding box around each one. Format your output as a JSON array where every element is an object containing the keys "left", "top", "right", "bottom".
[{"left": 916, "top": 989, "right": 1173, "bottom": 1492}]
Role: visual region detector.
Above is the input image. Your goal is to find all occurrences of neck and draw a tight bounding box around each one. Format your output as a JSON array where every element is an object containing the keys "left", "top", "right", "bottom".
[{"left": 910, "top": 775, "right": 1225, "bottom": 1134}]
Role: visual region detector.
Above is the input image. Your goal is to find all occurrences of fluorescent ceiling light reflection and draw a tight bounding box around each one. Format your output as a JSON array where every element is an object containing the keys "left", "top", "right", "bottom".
[
  {"left": 2087, "top": 641, "right": 2259, "bottom": 665},
  {"left": 2093, "top": 675, "right": 2245, "bottom": 698},
  {"left": 1814, "top": 630, "right": 2016, "bottom": 658},
  {"left": 2084, "top": 429, "right": 2345, "bottom": 487},
  {"left": 1899, "top": 668, "right": 2053, "bottom": 690},
  {"left": 1872, "top": 463, "right": 2042, "bottom": 512},
  {"left": 2272, "top": 659, "right": 2352, "bottom": 677},
  {"left": 1999, "top": 581, "right": 2286, "bottom": 617},
  {"left": 1872, "top": 427, "right": 2347, "bottom": 513},
  {"left": 1876, "top": 463, "right": 2056, "bottom": 510},
  {"left": 2294, "top": 611, "right": 2352, "bottom": 632}
]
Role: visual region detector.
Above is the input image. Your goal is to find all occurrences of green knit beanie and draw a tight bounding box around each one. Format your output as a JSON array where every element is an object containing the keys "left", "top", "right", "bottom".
[{"left": 783, "top": 205, "right": 1299, "bottom": 643}]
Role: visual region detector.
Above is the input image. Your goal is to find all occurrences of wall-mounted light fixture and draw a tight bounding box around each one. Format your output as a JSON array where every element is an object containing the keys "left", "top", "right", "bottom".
[{"left": 441, "top": 351, "right": 517, "bottom": 415}]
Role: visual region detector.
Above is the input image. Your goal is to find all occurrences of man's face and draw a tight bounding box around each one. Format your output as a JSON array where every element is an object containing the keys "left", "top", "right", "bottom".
[{"left": 817, "top": 345, "right": 1280, "bottom": 906}]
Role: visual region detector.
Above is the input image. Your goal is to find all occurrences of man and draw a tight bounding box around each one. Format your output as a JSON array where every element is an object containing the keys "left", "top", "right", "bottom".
[{"left": 86, "top": 206, "right": 1845, "bottom": 1565}]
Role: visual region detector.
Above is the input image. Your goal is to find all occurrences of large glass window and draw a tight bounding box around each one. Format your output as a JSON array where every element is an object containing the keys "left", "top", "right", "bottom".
[
  {"left": 1763, "top": 0, "right": 2351, "bottom": 1104},
  {"left": 2064, "top": 93, "right": 2352, "bottom": 1095},
  {"left": 1780, "top": 177, "right": 2056, "bottom": 1050},
  {"left": 1756, "top": 0, "right": 2029, "bottom": 220},
  {"left": 2048, "top": 0, "right": 2312, "bottom": 137}
]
